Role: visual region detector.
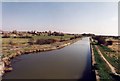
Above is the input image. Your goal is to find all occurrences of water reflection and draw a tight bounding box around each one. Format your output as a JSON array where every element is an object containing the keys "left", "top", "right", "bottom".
[{"left": 3, "top": 37, "right": 93, "bottom": 80}]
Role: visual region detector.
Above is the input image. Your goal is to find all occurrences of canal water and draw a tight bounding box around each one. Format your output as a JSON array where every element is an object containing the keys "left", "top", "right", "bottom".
[{"left": 3, "top": 37, "right": 94, "bottom": 80}]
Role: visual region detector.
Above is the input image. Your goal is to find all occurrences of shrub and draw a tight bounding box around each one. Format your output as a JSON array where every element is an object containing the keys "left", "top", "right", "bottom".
[
  {"left": 35, "top": 39, "right": 56, "bottom": 45},
  {"left": 70, "top": 37, "right": 75, "bottom": 40},
  {"left": 28, "top": 38, "right": 35, "bottom": 45},
  {"left": 93, "top": 36, "right": 106, "bottom": 45},
  {"left": 59, "top": 39, "right": 66, "bottom": 42},
  {"left": 17, "top": 36, "right": 32, "bottom": 38},
  {"left": 94, "top": 63, "right": 99, "bottom": 70},
  {"left": 9, "top": 40, "right": 15, "bottom": 45},
  {"left": 106, "top": 41, "right": 113, "bottom": 45},
  {"left": 2, "top": 35, "right": 10, "bottom": 38}
]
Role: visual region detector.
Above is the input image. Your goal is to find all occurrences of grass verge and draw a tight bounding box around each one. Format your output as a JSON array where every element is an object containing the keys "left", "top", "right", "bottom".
[
  {"left": 98, "top": 45, "right": 120, "bottom": 74},
  {"left": 92, "top": 45, "right": 116, "bottom": 81}
]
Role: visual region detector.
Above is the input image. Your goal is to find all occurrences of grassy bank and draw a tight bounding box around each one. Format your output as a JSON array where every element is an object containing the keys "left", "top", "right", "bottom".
[
  {"left": 98, "top": 45, "right": 120, "bottom": 74},
  {"left": 92, "top": 45, "right": 115, "bottom": 81},
  {"left": 2, "top": 34, "right": 75, "bottom": 58},
  {"left": 2, "top": 35, "right": 81, "bottom": 73}
]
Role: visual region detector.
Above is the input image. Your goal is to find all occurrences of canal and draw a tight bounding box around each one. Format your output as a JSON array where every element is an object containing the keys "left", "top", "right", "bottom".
[{"left": 3, "top": 37, "right": 95, "bottom": 80}]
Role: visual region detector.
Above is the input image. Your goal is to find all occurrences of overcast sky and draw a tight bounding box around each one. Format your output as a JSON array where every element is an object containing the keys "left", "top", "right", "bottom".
[{"left": 2, "top": 2, "right": 118, "bottom": 35}]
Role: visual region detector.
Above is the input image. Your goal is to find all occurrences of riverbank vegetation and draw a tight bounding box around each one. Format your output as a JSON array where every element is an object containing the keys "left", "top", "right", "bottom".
[
  {"left": 98, "top": 45, "right": 120, "bottom": 74},
  {"left": 1, "top": 30, "right": 82, "bottom": 73},
  {"left": 92, "top": 36, "right": 120, "bottom": 74},
  {"left": 2, "top": 30, "right": 81, "bottom": 57},
  {"left": 92, "top": 36, "right": 120, "bottom": 81},
  {"left": 92, "top": 45, "right": 116, "bottom": 81}
]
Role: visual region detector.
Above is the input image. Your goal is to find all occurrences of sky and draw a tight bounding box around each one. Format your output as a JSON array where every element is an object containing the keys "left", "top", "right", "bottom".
[
  {"left": 2, "top": 2, "right": 118, "bottom": 36},
  {"left": 1, "top": 0, "right": 119, "bottom": 2}
]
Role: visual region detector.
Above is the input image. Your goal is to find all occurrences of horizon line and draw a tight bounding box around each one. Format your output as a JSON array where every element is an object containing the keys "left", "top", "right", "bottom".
[{"left": 0, "top": 30, "right": 119, "bottom": 36}]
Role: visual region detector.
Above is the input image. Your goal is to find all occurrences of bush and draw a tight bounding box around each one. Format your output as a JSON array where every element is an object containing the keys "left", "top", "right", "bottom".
[
  {"left": 9, "top": 40, "right": 15, "bottom": 45},
  {"left": 2, "top": 35, "right": 10, "bottom": 38},
  {"left": 106, "top": 41, "right": 113, "bottom": 45},
  {"left": 93, "top": 36, "right": 106, "bottom": 45},
  {"left": 59, "top": 39, "right": 66, "bottom": 42},
  {"left": 35, "top": 39, "right": 56, "bottom": 45},
  {"left": 51, "top": 32, "right": 64, "bottom": 36},
  {"left": 14, "top": 36, "right": 32, "bottom": 38},
  {"left": 28, "top": 38, "right": 35, "bottom": 45},
  {"left": 70, "top": 37, "right": 75, "bottom": 40},
  {"left": 94, "top": 63, "right": 99, "bottom": 70}
]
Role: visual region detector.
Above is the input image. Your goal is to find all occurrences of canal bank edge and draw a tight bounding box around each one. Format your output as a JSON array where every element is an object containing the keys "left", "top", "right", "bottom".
[
  {"left": 0, "top": 38, "right": 81, "bottom": 78},
  {"left": 0, "top": 60, "right": 4, "bottom": 80},
  {"left": 90, "top": 37, "right": 100, "bottom": 81}
]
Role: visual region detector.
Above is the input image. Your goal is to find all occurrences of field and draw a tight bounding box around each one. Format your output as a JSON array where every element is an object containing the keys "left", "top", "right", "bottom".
[
  {"left": 2, "top": 34, "right": 76, "bottom": 58},
  {"left": 32, "top": 34, "right": 74, "bottom": 40}
]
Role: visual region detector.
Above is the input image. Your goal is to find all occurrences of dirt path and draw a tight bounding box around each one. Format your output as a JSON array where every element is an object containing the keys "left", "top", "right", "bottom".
[{"left": 95, "top": 45, "right": 120, "bottom": 76}]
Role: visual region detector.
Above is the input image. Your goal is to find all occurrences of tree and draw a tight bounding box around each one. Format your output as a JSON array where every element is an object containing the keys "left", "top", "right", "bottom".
[
  {"left": 106, "top": 41, "right": 113, "bottom": 45},
  {"left": 48, "top": 30, "right": 52, "bottom": 36},
  {"left": 93, "top": 36, "right": 106, "bottom": 45},
  {"left": 12, "top": 30, "right": 17, "bottom": 34},
  {"left": 2, "top": 33, "right": 10, "bottom": 38}
]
